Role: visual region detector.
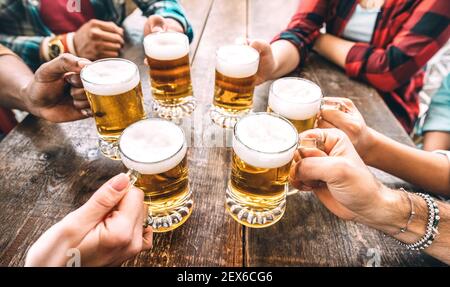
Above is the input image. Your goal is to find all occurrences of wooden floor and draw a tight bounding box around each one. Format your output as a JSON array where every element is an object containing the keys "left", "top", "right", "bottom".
[{"left": 0, "top": 0, "right": 444, "bottom": 266}]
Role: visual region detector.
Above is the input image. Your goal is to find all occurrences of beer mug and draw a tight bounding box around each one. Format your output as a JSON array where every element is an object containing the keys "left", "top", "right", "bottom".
[
  {"left": 118, "top": 118, "right": 192, "bottom": 232},
  {"left": 226, "top": 112, "right": 317, "bottom": 228},
  {"left": 210, "top": 44, "right": 260, "bottom": 128},
  {"left": 144, "top": 32, "right": 195, "bottom": 119},
  {"left": 81, "top": 58, "right": 146, "bottom": 160},
  {"left": 268, "top": 77, "right": 323, "bottom": 133}
]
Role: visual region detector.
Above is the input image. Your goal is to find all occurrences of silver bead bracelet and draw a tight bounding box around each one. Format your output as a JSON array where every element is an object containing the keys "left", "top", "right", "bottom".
[{"left": 394, "top": 192, "right": 440, "bottom": 251}]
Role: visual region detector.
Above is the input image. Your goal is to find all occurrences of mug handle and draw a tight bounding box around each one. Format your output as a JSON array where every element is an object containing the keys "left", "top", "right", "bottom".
[
  {"left": 125, "top": 169, "right": 152, "bottom": 227},
  {"left": 125, "top": 169, "right": 139, "bottom": 186},
  {"left": 287, "top": 136, "right": 322, "bottom": 197}
]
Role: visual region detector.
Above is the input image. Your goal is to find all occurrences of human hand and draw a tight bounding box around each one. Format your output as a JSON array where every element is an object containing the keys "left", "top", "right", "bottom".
[
  {"left": 25, "top": 173, "right": 153, "bottom": 267},
  {"left": 73, "top": 19, "right": 124, "bottom": 60},
  {"left": 249, "top": 39, "right": 278, "bottom": 85},
  {"left": 318, "top": 97, "right": 376, "bottom": 163},
  {"left": 290, "top": 128, "right": 385, "bottom": 222},
  {"left": 22, "top": 54, "right": 92, "bottom": 122},
  {"left": 144, "top": 15, "right": 184, "bottom": 36}
]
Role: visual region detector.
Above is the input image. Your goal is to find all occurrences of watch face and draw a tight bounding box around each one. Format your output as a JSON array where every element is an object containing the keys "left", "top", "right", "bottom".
[{"left": 49, "top": 43, "right": 62, "bottom": 59}]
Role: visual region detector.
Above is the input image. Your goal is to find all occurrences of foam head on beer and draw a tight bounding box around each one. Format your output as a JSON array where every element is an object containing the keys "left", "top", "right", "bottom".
[
  {"left": 81, "top": 59, "right": 140, "bottom": 96},
  {"left": 216, "top": 45, "right": 260, "bottom": 78},
  {"left": 119, "top": 119, "right": 187, "bottom": 175},
  {"left": 233, "top": 113, "right": 298, "bottom": 169},
  {"left": 269, "top": 78, "right": 322, "bottom": 120},
  {"left": 144, "top": 32, "right": 189, "bottom": 61}
]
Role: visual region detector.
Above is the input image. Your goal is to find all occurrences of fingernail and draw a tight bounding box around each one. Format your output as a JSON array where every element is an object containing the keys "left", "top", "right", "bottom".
[
  {"left": 80, "top": 109, "right": 92, "bottom": 117},
  {"left": 110, "top": 173, "right": 129, "bottom": 191},
  {"left": 65, "top": 74, "right": 78, "bottom": 85}
]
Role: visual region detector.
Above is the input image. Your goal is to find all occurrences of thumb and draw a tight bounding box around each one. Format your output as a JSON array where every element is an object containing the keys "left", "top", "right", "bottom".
[
  {"left": 36, "top": 54, "right": 90, "bottom": 81},
  {"left": 249, "top": 39, "right": 271, "bottom": 56},
  {"left": 64, "top": 173, "right": 131, "bottom": 235}
]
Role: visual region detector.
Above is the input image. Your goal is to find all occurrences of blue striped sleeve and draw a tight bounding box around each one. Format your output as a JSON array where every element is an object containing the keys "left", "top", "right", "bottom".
[{"left": 0, "top": 35, "right": 44, "bottom": 71}]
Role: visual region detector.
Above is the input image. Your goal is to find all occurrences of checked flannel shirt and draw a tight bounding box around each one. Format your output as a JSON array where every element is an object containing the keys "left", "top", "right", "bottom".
[
  {"left": 273, "top": 0, "right": 450, "bottom": 133},
  {"left": 0, "top": 0, "right": 193, "bottom": 71}
]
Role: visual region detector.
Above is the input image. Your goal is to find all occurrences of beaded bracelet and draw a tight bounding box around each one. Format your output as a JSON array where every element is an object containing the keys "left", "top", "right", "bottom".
[{"left": 394, "top": 193, "right": 440, "bottom": 251}]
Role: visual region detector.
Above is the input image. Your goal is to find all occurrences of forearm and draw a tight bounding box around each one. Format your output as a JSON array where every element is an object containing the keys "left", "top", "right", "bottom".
[
  {"left": 364, "top": 128, "right": 450, "bottom": 196},
  {"left": 0, "top": 54, "right": 34, "bottom": 111},
  {"left": 359, "top": 187, "right": 450, "bottom": 264},
  {"left": 270, "top": 40, "right": 301, "bottom": 79},
  {"left": 312, "top": 34, "right": 354, "bottom": 69}
]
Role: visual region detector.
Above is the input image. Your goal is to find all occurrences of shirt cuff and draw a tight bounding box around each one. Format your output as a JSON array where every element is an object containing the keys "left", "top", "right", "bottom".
[{"left": 345, "top": 42, "right": 372, "bottom": 79}]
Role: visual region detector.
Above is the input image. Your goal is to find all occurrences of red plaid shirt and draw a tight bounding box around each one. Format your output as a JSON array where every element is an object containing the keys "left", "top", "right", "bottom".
[{"left": 273, "top": 0, "right": 450, "bottom": 133}]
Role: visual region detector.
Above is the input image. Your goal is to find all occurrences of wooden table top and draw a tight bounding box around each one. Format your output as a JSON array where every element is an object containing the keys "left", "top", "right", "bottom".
[{"left": 0, "top": 0, "right": 444, "bottom": 267}]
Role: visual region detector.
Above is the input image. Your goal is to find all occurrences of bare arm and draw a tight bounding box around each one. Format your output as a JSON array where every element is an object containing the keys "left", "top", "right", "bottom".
[
  {"left": 270, "top": 40, "right": 301, "bottom": 79},
  {"left": 0, "top": 54, "right": 34, "bottom": 111},
  {"left": 253, "top": 34, "right": 353, "bottom": 84},
  {"left": 318, "top": 98, "right": 450, "bottom": 196},
  {"left": 0, "top": 53, "right": 90, "bottom": 123},
  {"left": 365, "top": 128, "right": 450, "bottom": 196},
  {"left": 313, "top": 34, "right": 355, "bottom": 69},
  {"left": 251, "top": 39, "right": 301, "bottom": 85},
  {"left": 292, "top": 128, "right": 450, "bottom": 264},
  {"left": 362, "top": 187, "right": 450, "bottom": 264}
]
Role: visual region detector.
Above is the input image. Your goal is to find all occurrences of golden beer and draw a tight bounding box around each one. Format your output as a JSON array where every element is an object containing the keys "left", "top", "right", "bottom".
[
  {"left": 226, "top": 113, "right": 298, "bottom": 228},
  {"left": 214, "top": 71, "right": 256, "bottom": 111},
  {"left": 81, "top": 58, "right": 146, "bottom": 159},
  {"left": 144, "top": 32, "right": 195, "bottom": 119},
  {"left": 268, "top": 77, "right": 322, "bottom": 133},
  {"left": 210, "top": 45, "right": 260, "bottom": 128},
  {"left": 267, "top": 107, "right": 317, "bottom": 133},
  {"left": 119, "top": 119, "right": 192, "bottom": 232}
]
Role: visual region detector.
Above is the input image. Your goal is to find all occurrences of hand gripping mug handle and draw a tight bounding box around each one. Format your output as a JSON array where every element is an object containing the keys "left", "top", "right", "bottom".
[
  {"left": 287, "top": 136, "right": 321, "bottom": 197},
  {"left": 117, "top": 150, "right": 151, "bottom": 227}
]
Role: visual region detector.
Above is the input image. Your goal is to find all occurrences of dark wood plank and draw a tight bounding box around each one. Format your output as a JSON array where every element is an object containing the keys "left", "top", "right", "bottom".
[{"left": 245, "top": 0, "right": 444, "bottom": 267}]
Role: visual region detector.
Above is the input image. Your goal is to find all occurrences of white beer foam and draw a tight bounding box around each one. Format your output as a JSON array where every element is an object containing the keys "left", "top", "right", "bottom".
[
  {"left": 233, "top": 114, "right": 298, "bottom": 169},
  {"left": 119, "top": 119, "right": 187, "bottom": 175},
  {"left": 81, "top": 59, "right": 140, "bottom": 96},
  {"left": 144, "top": 32, "right": 189, "bottom": 61},
  {"left": 269, "top": 78, "right": 322, "bottom": 120},
  {"left": 216, "top": 45, "right": 260, "bottom": 78}
]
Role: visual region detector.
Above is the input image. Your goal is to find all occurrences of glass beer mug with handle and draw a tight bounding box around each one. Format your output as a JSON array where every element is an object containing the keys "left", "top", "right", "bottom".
[
  {"left": 268, "top": 77, "right": 323, "bottom": 133},
  {"left": 81, "top": 58, "right": 146, "bottom": 160},
  {"left": 118, "top": 118, "right": 193, "bottom": 232},
  {"left": 226, "top": 112, "right": 317, "bottom": 228},
  {"left": 144, "top": 31, "right": 195, "bottom": 120},
  {"left": 210, "top": 44, "right": 260, "bottom": 128}
]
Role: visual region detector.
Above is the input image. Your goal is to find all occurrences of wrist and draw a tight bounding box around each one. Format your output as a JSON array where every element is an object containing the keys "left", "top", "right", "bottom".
[
  {"left": 270, "top": 39, "right": 301, "bottom": 79},
  {"left": 312, "top": 33, "right": 325, "bottom": 53},
  {"left": 357, "top": 185, "right": 408, "bottom": 232},
  {"left": 356, "top": 186, "right": 427, "bottom": 244},
  {"left": 19, "top": 80, "right": 37, "bottom": 115},
  {"left": 360, "top": 127, "right": 379, "bottom": 166},
  {"left": 164, "top": 17, "right": 185, "bottom": 33}
]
